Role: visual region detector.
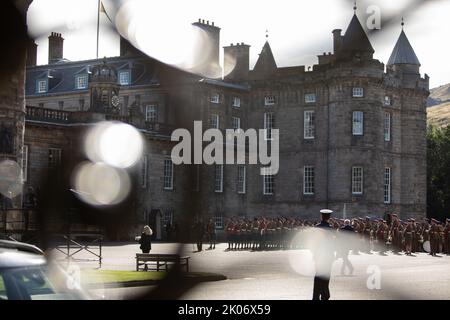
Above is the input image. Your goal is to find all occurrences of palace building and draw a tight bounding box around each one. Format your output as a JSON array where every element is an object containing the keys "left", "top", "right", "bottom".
[{"left": 7, "top": 12, "right": 429, "bottom": 239}]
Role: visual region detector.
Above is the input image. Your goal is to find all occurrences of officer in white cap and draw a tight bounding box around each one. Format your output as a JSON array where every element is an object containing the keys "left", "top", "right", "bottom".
[{"left": 312, "top": 209, "right": 335, "bottom": 300}]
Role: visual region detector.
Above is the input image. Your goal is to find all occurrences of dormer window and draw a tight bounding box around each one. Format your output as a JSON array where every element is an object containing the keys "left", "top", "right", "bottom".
[
  {"left": 305, "top": 93, "right": 316, "bottom": 103},
  {"left": 352, "top": 87, "right": 364, "bottom": 98},
  {"left": 210, "top": 93, "right": 220, "bottom": 104},
  {"left": 37, "top": 80, "right": 47, "bottom": 93},
  {"left": 384, "top": 95, "right": 391, "bottom": 106},
  {"left": 119, "top": 70, "right": 130, "bottom": 85},
  {"left": 265, "top": 95, "right": 275, "bottom": 106},
  {"left": 233, "top": 97, "right": 241, "bottom": 108},
  {"left": 75, "top": 75, "right": 88, "bottom": 89}
]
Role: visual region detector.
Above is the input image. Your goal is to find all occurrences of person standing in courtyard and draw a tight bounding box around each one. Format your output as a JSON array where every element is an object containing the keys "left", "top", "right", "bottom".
[
  {"left": 339, "top": 219, "right": 355, "bottom": 276},
  {"left": 139, "top": 225, "right": 153, "bottom": 254},
  {"left": 207, "top": 218, "right": 217, "bottom": 250},
  {"left": 194, "top": 218, "right": 205, "bottom": 252},
  {"left": 312, "top": 209, "right": 336, "bottom": 300}
]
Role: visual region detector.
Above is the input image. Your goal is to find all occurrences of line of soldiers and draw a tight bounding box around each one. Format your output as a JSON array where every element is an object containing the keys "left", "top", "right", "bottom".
[{"left": 224, "top": 215, "right": 450, "bottom": 255}]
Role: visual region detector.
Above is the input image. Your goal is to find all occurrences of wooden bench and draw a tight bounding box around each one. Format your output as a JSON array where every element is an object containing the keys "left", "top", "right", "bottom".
[{"left": 136, "top": 253, "right": 190, "bottom": 272}]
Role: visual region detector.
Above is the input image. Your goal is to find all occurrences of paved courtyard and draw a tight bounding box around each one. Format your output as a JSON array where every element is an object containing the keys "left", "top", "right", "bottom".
[{"left": 50, "top": 242, "right": 450, "bottom": 300}]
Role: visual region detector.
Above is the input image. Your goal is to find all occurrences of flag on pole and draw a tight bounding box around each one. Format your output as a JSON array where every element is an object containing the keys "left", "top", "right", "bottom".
[
  {"left": 96, "top": 0, "right": 113, "bottom": 59},
  {"left": 100, "top": 1, "right": 113, "bottom": 23}
]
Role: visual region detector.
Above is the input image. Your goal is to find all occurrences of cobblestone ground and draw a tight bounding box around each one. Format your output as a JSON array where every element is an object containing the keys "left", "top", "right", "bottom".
[{"left": 50, "top": 242, "right": 450, "bottom": 300}]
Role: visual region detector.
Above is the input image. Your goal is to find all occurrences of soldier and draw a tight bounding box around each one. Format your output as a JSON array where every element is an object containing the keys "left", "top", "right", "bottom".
[
  {"left": 438, "top": 221, "right": 445, "bottom": 254},
  {"left": 390, "top": 214, "right": 401, "bottom": 254},
  {"left": 259, "top": 218, "right": 268, "bottom": 250},
  {"left": 363, "top": 217, "right": 373, "bottom": 253},
  {"left": 207, "top": 218, "right": 216, "bottom": 250},
  {"left": 251, "top": 218, "right": 260, "bottom": 251},
  {"left": 403, "top": 219, "right": 414, "bottom": 255},
  {"left": 194, "top": 218, "right": 205, "bottom": 252},
  {"left": 312, "top": 209, "right": 335, "bottom": 300},
  {"left": 376, "top": 219, "right": 389, "bottom": 255},
  {"left": 429, "top": 219, "right": 440, "bottom": 256},
  {"left": 225, "top": 218, "right": 235, "bottom": 250},
  {"left": 444, "top": 218, "right": 450, "bottom": 255}
]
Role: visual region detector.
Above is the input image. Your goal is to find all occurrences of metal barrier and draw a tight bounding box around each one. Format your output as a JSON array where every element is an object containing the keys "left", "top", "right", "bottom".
[{"left": 51, "top": 233, "right": 103, "bottom": 268}]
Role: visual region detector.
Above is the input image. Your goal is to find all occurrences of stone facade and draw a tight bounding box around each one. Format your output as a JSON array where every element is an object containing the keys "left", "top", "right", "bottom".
[{"left": 11, "top": 13, "right": 429, "bottom": 239}]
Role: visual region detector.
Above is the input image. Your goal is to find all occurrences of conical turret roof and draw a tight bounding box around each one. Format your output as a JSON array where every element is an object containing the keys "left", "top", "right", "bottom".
[
  {"left": 341, "top": 14, "right": 374, "bottom": 54},
  {"left": 253, "top": 41, "right": 277, "bottom": 74},
  {"left": 387, "top": 30, "right": 420, "bottom": 66}
]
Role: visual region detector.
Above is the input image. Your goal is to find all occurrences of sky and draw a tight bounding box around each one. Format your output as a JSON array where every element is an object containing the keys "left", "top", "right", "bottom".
[{"left": 27, "top": 0, "right": 450, "bottom": 88}]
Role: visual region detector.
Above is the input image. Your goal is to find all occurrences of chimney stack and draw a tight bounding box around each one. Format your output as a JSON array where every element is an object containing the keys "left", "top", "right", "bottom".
[
  {"left": 192, "top": 19, "right": 222, "bottom": 78},
  {"left": 48, "top": 32, "right": 64, "bottom": 64},
  {"left": 224, "top": 43, "right": 250, "bottom": 82},
  {"left": 332, "top": 29, "right": 342, "bottom": 54},
  {"left": 26, "top": 39, "right": 37, "bottom": 67}
]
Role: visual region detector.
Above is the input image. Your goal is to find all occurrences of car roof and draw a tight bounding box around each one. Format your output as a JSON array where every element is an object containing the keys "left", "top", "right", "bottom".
[
  {"left": 0, "top": 240, "right": 46, "bottom": 269},
  {"left": 0, "top": 240, "right": 44, "bottom": 255}
]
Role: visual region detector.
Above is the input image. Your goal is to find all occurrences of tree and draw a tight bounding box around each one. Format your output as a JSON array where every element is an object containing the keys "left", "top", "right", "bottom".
[{"left": 427, "top": 124, "right": 450, "bottom": 221}]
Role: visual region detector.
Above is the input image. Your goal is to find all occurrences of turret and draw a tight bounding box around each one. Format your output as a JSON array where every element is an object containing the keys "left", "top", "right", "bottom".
[{"left": 386, "top": 20, "right": 425, "bottom": 89}]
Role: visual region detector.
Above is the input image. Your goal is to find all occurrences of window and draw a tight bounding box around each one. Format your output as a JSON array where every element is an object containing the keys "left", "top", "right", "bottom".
[
  {"left": 384, "top": 96, "right": 391, "bottom": 106},
  {"left": 265, "top": 95, "right": 275, "bottom": 106},
  {"left": 264, "top": 112, "right": 274, "bottom": 140},
  {"left": 263, "top": 168, "right": 274, "bottom": 195},
  {"left": 210, "top": 114, "right": 219, "bottom": 129},
  {"left": 352, "top": 111, "right": 364, "bottom": 136},
  {"left": 119, "top": 71, "right": 130, "bottom": 85},
  {"left": 352, "top": 87, "right": 364, "bottom": 97},
  {"left": 304, "top": 110, "right": 315, "bottom": 139},
  {"left": 48, "top": 148, "right": 62, "bottom": 167},
  {"left": 237, "top": 165, "right": 246, "bottom": 194},
  {"left": 76, "top": 75, "right": 88, "bottom": 89},
  {"left": 58, "top": 101, "right": 64, "bottom": 109},
  {"left": 214, "top": 164, "right": 224, "bottom": 193},
  {"left": 22, "top": 145, "right": 28, "bottom": 182},
  {"left": 384, "top": 112, "right": 391, "bottom": 142},
  {"left": 145, "top": 105, "right": 157, "bottom": 123},
  {"left": 233, "top": 97, "right": 241, "bottom": 108},
  {"left": 163, "top": 159, "right": 174, "bottom": 190},
  {"left": 37, "top": 80, "right": 47, "bottom": 93},
  {"left": 352, "top": 167, "right": 363, "bottom": 195},
  {"left": 141, "top": 155, "right": 148, "bottom": 188},
  {"left": 214, "top": 213, "right": 224, "bottom": 229},
  {"left": 232, "top": 117, "right": 241, "bottom": 130},
  {"left": 305, "top": 93, "right": 316, "bottom": 103},
  {"left": 384, "top": 167, "right": 391, "bottom": 204},
  {"left": 210, "top": 93, "right": 220, "bottom": 104},
  {"left": 303, "top": 166, "right": 315, "bottom": 195}
]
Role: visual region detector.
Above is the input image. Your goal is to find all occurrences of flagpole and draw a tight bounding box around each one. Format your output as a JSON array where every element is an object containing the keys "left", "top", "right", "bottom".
[{"left": 96, "top": 0, "right": 101, "bottom": 59}]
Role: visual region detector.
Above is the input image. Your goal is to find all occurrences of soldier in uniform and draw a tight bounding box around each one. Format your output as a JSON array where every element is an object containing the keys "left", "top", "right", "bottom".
[
  {"left": 403, "top": 219, "right": 414, "bottom": 255},
  {"left": 429, "top": 219, "right": 440, "bottom": 256},
  {"left": 259, "top": 218, "right": 268, "bottom": 250},
  {"left": 444, "top": 218, "right": 450, "bottom": 255},
  {"left": 207, "top": 218, "right": 216, "bottom": 250},
  {"left": 312, "top": 209, "right": 336, "bottom": 300},
  {"left": 363, "top": 217, "right": 373, "bottom": 253},
  {"left": 376, "top": 219, "right": 388, "bottom": 255},
  {"left": 225, "top": 219, "right": 235, "bottom": 250}
]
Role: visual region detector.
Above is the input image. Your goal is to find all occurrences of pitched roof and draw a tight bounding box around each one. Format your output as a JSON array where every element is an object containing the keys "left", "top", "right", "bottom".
[
  {"left": 387, "top": 30, "right": 420, "bottom": 66},
  {"left": 341, "top": 14, "right": 374, "bottom": 54},
  {"left": 253, "top": 41, "right": 277, "bottom": 74},
  {"left": 25, "top": 57, "right": 160, "bottom": 96}
]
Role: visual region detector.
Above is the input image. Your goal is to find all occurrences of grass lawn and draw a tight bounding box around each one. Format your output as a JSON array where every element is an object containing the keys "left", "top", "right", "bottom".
[
  {"left": 82, "top": 269, "right": 166, "bottom": 285},
  {"left": 82, "top": 270, "right": 226, "bottom": 286}
]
